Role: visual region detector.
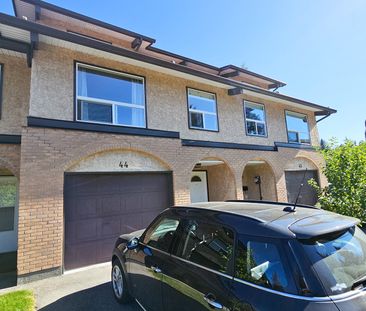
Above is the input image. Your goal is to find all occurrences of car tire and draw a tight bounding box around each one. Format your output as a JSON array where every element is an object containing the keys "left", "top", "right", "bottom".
[{"left": 111, "top": 259, "right": 132, "bottom": 304}]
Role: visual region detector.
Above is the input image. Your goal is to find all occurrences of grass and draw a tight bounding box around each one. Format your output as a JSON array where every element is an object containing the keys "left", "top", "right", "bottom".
[{"left": 0, "top": 290, "right": 35, "bottom": 311}]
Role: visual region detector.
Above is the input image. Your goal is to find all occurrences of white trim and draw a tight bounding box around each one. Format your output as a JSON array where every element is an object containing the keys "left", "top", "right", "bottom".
[
  {"left": 187, "top": 88, "right": 218, "bottom": 131},
  {"left": 285, "top": 110, "right": 311, "bottom": 145},
  {"left": 135, "top": 299, "right": 147, "bottom": 311},
  {"left": 75, "top": 62, "right": 146, "bottom": 128},
  {"left": 244, "top": 100, "right": 267, "bottom": 137}
]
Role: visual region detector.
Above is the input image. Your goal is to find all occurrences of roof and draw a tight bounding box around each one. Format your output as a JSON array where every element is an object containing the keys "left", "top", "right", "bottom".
[
  {"left": 178, "top": 201, "right": 360, "bottom": 239},
  {"left": 2, "top": 0, "right": 337, "bottom": 116}
]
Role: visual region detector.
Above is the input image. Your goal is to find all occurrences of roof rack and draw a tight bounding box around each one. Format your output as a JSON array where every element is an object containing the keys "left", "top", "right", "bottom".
[{"left": 225, "top": 200, "right": 320, "bottom": 210}]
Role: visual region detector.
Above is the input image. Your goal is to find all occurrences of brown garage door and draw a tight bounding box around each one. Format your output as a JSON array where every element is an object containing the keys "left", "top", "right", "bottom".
[
  {"left": 64, "top": 172, "right": 173, "bottom": 270},
  {"left": 285, "top": 170, "right": 319, "bottom": 206}
]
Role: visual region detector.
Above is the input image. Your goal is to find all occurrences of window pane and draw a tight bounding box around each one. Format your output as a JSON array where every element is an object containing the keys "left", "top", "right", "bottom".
[
  {"left": 116, "top": 106, "right": 145, "bottom": 127},
  {"left": 144, "top": 217, "right": 180, "bottom": 252},
  {"left": 188, "top": 91, "right": 216, "bottom": 113},
  {"left": 190, "top": 112, "right": 204, "bottom": 128},
  {"left": 79, "top": 101, "right": 112, "bottom": 123},
  {"left": 245, "top": 103, "right": 265, "bottom": 121},
  {"left": 0, "top": 207, "right": 14, "bottom": 232},
  {"left": 77, "top": 66, "right": 144, "bottom": 106},
  {"left": 204, "top": 114, "right": 218, "bottom": 131},
  {"left": 176, "top": 220, "right": 234, "bottom": 273},
  {"left": 286, "top": 112, "right": 310, "bottom": 144},
  {"left": 288, "top": 131, "right": 299, "bottom": 143},
  {"left": 235, "top": 237, "right": 291, "bottom": 293},
  {"left": 246, "top": 121, "right": 257, "bottom": 135},
  {"left": 257, "top": 123, "right": 266, "bottom": 136}
]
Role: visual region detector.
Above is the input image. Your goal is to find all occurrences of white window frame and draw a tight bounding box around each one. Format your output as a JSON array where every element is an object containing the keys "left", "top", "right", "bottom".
[
  {"left": 187, "top": 88, "right": 218, "bottom": 131},
  {"left": 285, "top": 110, "right": 311, "bottom": 145},
  {"left": 75, "top": 63, "right": 146, "bottom": 128},
  {"left": 244, "top": 101, "right": 267, "bottom": 137}
]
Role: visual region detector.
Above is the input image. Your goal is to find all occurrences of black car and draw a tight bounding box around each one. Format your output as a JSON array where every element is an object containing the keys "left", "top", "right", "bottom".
[{"left": 111, "top": 201, "right": 366, "bottom": 310}]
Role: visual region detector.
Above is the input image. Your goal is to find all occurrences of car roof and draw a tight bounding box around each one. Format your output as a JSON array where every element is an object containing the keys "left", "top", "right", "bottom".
[{"left": 175, "top": 201, "right": 360, "bottom": 239}]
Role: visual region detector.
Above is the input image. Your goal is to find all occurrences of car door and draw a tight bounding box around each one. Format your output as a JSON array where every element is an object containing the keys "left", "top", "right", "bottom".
[
  {"left": 162, "top": 216, "right": 234, "bottom": 310},
  {"left": 227, "top": 235, "right": 339, "bottom": 311},
  {"left": 128, "top": 214, "right": 180, "bottom": 311}
]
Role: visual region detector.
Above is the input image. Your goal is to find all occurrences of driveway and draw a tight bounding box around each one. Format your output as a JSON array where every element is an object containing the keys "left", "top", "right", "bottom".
[{"left": 0, "top": 263, "right": 139, "bottom": 310}]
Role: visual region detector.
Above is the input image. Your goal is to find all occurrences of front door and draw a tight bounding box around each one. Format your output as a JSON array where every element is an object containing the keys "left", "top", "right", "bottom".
[
  {"left": 0, "top": 176, "right": 18, "bottom": 254},
  {"left": 190, "top": 171, "right": 208, "bottom": 203}
]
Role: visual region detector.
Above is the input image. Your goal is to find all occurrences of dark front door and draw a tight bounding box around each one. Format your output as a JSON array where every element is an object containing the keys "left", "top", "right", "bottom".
[
  {"left": 64, "top": 172, "right": 172, "bottom": 270},
  {"left": 163, "top": 218, "right": 234, "bottom": 310},
  {"left": 285, "top": 170, "right": 319, "bottom": 205}
]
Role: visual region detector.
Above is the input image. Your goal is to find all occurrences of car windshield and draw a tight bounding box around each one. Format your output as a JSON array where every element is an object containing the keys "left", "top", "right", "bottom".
[{"left": 301, "top": 226, "right": 366, "bottom": 295}]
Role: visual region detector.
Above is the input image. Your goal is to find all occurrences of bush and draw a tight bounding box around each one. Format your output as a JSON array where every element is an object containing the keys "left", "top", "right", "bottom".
[{"left": 309, "top": 139, "right": 366, "bottom": 223}]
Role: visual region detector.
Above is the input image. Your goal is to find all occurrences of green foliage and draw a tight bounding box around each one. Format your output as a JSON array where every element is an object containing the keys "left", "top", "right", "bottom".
[
  {"left": 309, "top": 139, "right": 366, "bottom": 223},
  {"left": 0, "top": 290, "right": 35, "bottom": 311}
]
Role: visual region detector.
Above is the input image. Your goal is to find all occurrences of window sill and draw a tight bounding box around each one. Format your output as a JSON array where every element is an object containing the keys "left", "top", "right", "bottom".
[{"left": 27, "top": 117, "right": 180, "bottom": 139}]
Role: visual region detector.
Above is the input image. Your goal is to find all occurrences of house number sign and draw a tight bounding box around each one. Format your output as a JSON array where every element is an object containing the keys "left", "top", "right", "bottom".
[{"left": 119, "top": 161, "right": 129, "bottom": 168}]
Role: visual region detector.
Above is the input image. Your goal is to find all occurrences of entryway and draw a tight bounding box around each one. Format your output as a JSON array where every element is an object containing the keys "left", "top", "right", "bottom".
[
  {"left": 242, "top": 160, "right": 277, "bottom": 201},
  {"left": 190, "top": 158, "right": 236, "bottom": 203}
]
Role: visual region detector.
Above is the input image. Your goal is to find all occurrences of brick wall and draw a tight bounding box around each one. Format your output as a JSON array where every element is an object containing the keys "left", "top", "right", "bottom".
[
  {"left": 16, "top": 126, "right": 325, "bottom": 278},
  {"left": 29, "top": 43, "right": 320, "bottom": 146},
  {"left": 0, "top": 55, "right": 30, "bottom": 135}
]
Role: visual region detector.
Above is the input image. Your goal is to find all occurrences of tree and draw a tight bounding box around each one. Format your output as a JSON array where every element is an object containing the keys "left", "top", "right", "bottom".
[{"left": 309, "top": 139, "right": 366, "bottom": 223}]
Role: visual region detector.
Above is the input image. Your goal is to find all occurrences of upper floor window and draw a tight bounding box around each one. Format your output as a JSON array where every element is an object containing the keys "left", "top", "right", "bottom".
[
  {"left": 187, "top": 88, "right": 218, "bottom": 131},
  {"left": 285, "top": 111, "right": 310, "bottom": 144},
  {"left": 76, "top": 63, "right": 146, "bottom": 128},
  {"left": 244, "top": 101, "right": 267, "bottom": 137}
]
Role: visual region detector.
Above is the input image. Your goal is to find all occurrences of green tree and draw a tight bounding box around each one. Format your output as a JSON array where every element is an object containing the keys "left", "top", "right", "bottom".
[{"left": 309, "top": 139, "right": 366, "bottom": 223}]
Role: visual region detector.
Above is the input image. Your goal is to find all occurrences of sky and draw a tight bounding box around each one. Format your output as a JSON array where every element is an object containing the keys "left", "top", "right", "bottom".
[{"left": 1, "top": 0, "right": 365, "bottom": 143}]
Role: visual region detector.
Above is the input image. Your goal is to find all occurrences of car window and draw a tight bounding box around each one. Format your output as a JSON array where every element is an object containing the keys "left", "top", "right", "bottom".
[
  {"left": 143, "top": 217, "right": 180, "bottom": 253},
  {"left": 175, "top": 219, "right": 234, "bottom": 274},
  {"left": 301, "top": 226, "right": 366, "bottom": 295},
  {"left": 235, "top": 235, "right": 294, "bottom": 293}
]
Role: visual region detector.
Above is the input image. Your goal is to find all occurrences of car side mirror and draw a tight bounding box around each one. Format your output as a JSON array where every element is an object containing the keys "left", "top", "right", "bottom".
[{"left": 127, "top": 237, "right": 139, "bottom": 250}]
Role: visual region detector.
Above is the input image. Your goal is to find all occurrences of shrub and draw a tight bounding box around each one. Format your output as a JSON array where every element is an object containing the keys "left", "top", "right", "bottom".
[{"left": 309, "top": 139, "right": 366, "bottom": 223}]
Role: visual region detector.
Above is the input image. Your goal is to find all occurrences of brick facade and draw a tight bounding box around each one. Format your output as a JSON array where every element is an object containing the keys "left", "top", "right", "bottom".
[{"left": 15, "top": 126, "right": 325, "bottom": 278}]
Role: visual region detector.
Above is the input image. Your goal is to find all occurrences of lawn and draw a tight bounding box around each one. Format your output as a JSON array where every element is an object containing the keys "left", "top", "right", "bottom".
[{"left": 0, "top": 290, "right": 35, "bottom": 311}]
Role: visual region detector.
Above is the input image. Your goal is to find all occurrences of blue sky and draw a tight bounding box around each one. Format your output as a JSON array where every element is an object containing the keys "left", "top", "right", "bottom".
[{"left": 2, "top": 0, "right": 365, "bottom": 142}]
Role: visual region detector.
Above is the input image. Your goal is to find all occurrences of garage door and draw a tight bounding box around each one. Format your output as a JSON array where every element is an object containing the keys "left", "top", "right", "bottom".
[
  {"left": 64, "top": 172, "right": 173, "bottom": 270},
  {"left": 285, "top": 170, "right": 319, "bottom": 206}
]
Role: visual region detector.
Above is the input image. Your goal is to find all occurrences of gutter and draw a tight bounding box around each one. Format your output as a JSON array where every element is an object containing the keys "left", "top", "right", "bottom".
[{"left": 0, "top": 13, "right": 336, "bottom": 116}]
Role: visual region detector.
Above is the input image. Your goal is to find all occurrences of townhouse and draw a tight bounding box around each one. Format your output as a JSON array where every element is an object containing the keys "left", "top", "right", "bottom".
[{"left": 0, "top": 0, "right": 336, "bottom": 283}]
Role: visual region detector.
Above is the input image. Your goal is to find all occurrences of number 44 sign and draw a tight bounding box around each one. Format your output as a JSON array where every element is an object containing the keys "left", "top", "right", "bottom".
[{"left": 119, "top": 161, "right": 128, "bottom": 168}]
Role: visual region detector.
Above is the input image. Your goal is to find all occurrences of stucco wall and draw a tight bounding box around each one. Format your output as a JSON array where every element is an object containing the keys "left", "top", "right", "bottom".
[
  {"left": 0, "top": 55, "right": 30, "bottom": 135},
  {"left": 29, "top": 43, "right": 320, "bottom": 146}
]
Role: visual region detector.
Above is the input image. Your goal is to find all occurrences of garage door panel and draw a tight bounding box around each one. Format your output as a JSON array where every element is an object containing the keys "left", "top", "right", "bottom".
[
  {"left": 124, "top": 193, "right": 143, "bottom": 214},
  {"left": 100, "top": 216, "right": 121, "bottom": 238},
  {"left": 64, "top": 172, "right": 172, "bottom": 270},
  {"left": 99, "top": 195, "right": 122, "bottom": 216},
  {"left": 285, "top": 170, "right": 319, "bottom": 206}
]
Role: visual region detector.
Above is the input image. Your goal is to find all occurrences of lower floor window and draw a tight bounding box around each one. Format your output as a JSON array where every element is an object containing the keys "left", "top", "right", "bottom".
[{"left": 0, "top": 177, "right": 16, "bottom": 232}]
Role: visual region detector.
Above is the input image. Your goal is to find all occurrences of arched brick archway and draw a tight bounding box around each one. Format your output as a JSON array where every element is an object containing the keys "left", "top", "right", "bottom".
[
  {"left": 242, "top": 159, "right": 277, "bottom": 201},
  {"left": 190, "top": 156, "right": 236, "bottom": 203}
]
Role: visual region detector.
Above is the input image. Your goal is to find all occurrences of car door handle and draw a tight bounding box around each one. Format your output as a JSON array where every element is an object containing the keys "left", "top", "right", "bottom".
[
  {"left": 204, "top": 293, "right": 223, "bottom": 309},
  {"left": 151, "top": 266, "right": 162, "bottom": 273}
]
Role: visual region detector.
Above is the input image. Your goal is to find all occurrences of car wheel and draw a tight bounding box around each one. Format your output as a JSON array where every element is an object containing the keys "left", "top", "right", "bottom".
[{"left": 112, "top": 259, "right": 132, "bottom": 304}]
